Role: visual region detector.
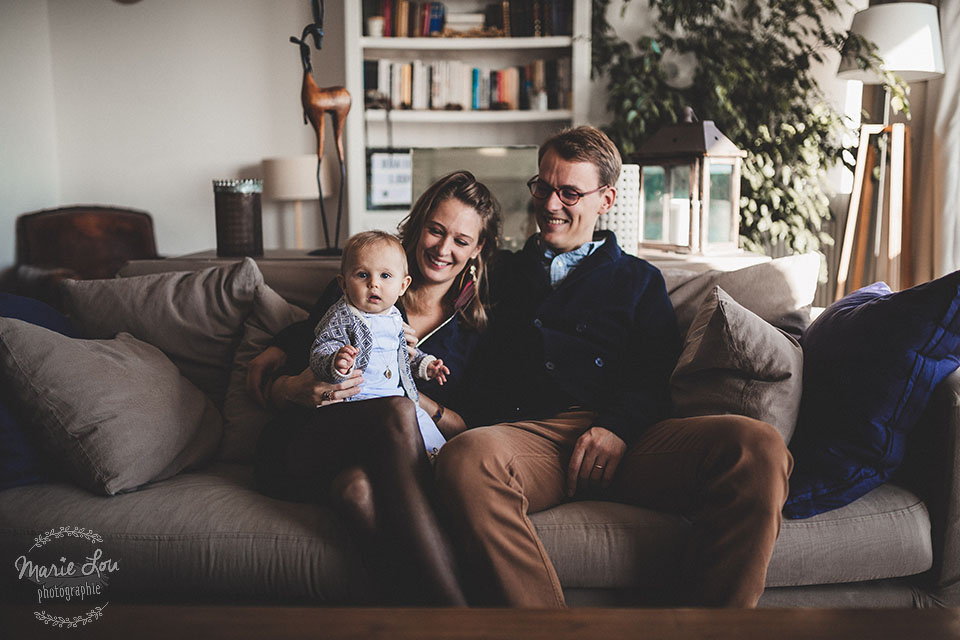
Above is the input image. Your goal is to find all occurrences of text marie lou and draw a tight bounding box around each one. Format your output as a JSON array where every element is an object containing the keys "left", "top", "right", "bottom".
[{"left": 14, "top": 548, "right": 119, "bottom": 582}]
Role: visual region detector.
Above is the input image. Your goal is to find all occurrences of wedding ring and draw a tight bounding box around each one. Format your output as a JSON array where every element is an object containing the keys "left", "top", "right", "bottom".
[
  {"left": 594, "top": 464, "right": 605, "bottom": 470},
  {"left": 321, "top": 390, "right": 333, "bottom": 402}
]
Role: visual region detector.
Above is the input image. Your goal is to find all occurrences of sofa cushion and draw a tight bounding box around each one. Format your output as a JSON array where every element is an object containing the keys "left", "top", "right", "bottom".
[
  {"left": 532, "top": 483, "right": 929, "bottom": 592},
  {"left": 0, "top": 318, "right": 222, "bottom": 495},
  {"left": 663, "top": 253, "right": 820, "bottom": 340},
  {"left": 221, "top": 283, "right": 308, "bottom": 462},
  {"left": 670, "top": 286, "right": 803, "bottom": 443},
  {"left": 60, "top": 258, "right": 262, "bottom": 406},
  {"left": 531, "top": 500, "right": 687, "bottom": 592},
  {"left": 786, "top": 273, "right": 960, "bottom": 518},
  {"left": 0, "top": 293, "right": 80, "bottom": 491},
  {"left": 770, "top": 483, "right": 931, "bottom": 587},
  {"left": 0, "top": 463, "right": 369, "bottom": 602},
  {"left": 0, "top": 468, "right": 929, "bottom": 601}
]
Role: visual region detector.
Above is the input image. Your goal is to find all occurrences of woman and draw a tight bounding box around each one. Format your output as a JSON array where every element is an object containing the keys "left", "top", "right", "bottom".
[{"left": 245, "top": 171, "right": 500, "bottom": 605}]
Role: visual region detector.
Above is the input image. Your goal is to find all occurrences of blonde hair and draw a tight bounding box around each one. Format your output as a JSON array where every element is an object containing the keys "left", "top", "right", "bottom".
[
  {"left": 341, "top": 230, "right": 408, "bottom": 275},
  {"left": 539, "top": 125, "right": 622, "bottom": 188},
  {"left": 398, "top": 171, "right": 501, "bottom": 332}
]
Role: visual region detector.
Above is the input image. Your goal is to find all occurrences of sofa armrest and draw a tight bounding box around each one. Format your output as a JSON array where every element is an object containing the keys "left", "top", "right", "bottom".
[
  {"left": 908, "top": 369, "right": 960, "bottom": 600},
  {"left": 14, "top": 264, "right": 79, "bottom": 309}
]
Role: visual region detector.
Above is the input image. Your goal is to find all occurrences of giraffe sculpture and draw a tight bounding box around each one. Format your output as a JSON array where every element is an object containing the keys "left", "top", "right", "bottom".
[{"left": 290, "top": 1, "right": 351, "bottom": 254}]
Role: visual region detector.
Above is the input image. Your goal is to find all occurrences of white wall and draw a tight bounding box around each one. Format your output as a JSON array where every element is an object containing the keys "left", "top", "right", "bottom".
[
  {"left": 1, "top": 0, "right": 914, "bottom": 274},
  {"left": 0, "top": 1, "right": 61, "bottom": 269},
  {"left": 0, "top": 0, "right": 345, "bottom": 271}
]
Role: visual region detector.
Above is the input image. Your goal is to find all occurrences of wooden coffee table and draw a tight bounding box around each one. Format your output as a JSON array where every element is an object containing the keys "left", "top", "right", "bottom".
[{"left": 3, "top": 605, "right": 959, "bottom": 639}]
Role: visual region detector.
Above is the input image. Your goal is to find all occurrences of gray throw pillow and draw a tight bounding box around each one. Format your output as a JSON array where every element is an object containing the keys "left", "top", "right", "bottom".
[
  {"left": 220, "top": 282, "right": 308, "bottom": 462},
  {"left": 60, "top": 258, "right": 263, "bottom": 406},
  {"left": 663, "top": 253, "right": 820, "bottom": 340},
  {"left": 0, "top": 318, "right": 222, "bottom": 495},
  {"left": 670, "top": 286, "right": 803, "bottom": 443}
]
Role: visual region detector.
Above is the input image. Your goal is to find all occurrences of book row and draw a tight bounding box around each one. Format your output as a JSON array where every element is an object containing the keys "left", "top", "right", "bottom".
[
  {"left": 363, "top": 57, "right": 572, "bottom": 112},
  {"left": 362, "top": 0, "right": 573, "bottom": 38}
]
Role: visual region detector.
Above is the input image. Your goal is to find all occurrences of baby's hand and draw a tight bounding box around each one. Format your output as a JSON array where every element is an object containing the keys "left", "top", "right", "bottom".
[
  {"left": 334, "top": 345, "right": 359, "bottom": 376},
  {"left": 426, "top": 359, "right": 450, "bottom": 385}
]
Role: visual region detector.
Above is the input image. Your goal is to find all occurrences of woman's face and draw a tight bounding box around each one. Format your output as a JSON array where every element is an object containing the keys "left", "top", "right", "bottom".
[{"left": 415, "top": 197, "right": 485, "bottom": 288}]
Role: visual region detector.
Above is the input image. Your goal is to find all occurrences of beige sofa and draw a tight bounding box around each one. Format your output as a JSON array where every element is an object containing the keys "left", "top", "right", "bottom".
[{"left": 1, "top": 255, "right": 957, "bottom": 608}]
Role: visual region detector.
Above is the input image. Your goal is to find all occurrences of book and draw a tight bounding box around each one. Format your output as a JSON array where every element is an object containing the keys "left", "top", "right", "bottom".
[
  {"left": 395, "top": 0, "right": 409, "bottom": 37},
  {"left": 383, "top": 0, "right": 393, "bottom": 36},
  {"left": 363, "top": 60, "right": 379, "bottom": 93},
  {"left": 428, "top": 2, "right": 446, "bottom": 34}
]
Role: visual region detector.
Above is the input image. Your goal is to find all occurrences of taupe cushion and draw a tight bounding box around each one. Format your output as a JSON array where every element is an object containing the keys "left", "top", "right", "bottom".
[
  {"left": 0, "top": 464, "right": 368, "bottom": 602},
  {"left": 0, "top": 465, "right": 929, "bottom": 600},
  {"left": 663, "top": 253, "right": 820, "bottom": 339},
  {"left": 769, "top": 483, "right": 932, "bottom": 587},
  {"left": 0, "top": 319, "right": 221, "bottom": 495},
  {"left": 61, "top": 258, "right": 263, "bottom": 406},
  {"left": 534, "top": 483, "right": 930, "bottom": 591},
  {"left": 531, "top": 500, "right": 686, "bottom": 590},
  {"left": 220, "top": 283, "right": 308, "bottom": 462},
  {"left": 670, "top": 286, "right": 803, "bottom": 443}
]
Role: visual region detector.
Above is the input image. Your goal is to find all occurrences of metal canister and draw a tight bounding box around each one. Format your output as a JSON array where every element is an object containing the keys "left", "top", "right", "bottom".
[{"left": 213, "top": 179, "right": 263, "bottom": 257}]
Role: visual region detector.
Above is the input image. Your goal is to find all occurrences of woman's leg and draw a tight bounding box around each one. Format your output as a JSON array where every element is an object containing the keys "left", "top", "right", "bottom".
[
  {"left": 329, "top": 466, "right": 377, "bottom": 536},
  {"left": 269, "top": 396, "right": 466, "bottom": 605}
]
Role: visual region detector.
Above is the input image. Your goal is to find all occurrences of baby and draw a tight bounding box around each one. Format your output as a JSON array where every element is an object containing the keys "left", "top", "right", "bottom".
[{"left": 309, "top": 230, "right": 449, "bottom": 454}]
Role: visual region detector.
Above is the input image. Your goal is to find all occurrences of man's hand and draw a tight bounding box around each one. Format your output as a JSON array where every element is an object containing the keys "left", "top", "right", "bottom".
[
  {"left": 567, "top": 426, "right": 627, "bottom": 497},
  {"left": 334, "top": 345, "right": 359, "bottom": 376},
  {"left": 426, "top": 358, "right": 449, "bottom": 385},
  {"left": 245, "top": 346, "right": 288, "bottom": 408}
]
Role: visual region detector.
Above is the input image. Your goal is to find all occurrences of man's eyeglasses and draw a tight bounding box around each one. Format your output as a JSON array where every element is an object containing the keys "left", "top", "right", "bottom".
[{"left": 526, "top": 176, "right": 609, "bottom": 206}]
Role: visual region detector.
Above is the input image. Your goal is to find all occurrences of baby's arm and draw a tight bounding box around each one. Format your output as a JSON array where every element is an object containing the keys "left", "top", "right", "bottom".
[
  {"left": 333, "top": 345, "right": 359, "bottom": 376},
  {"left": 310, "top": 305, "right": 356, "bottom": 383},
  {"left": 425, "top": 358, "right": 449, "bottom": 385},
  {"left": 411, "top": 349, "right": 449, "bottom": 385}
]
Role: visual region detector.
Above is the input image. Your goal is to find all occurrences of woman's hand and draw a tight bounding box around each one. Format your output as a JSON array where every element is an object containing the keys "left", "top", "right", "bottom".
[
  {"left": 245, "top": 346, "right": 288, "bottom": 408},
  {"left": 402, "top": 322, "right": 419, "bottom": 359},
  {"left": 419, "top": 392, "right": 466, "bottom": 440},
  {"left": 270, "top": 368, "right": 364, "bottom": 410}
]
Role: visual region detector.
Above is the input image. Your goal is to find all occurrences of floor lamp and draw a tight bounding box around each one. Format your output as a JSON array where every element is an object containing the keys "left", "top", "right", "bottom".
[
  {"left": 262, "top": 155, "right": 332, "bottom": 250},
  {"left": 835, "top": 2, "right": 944, "bottom": 300}
]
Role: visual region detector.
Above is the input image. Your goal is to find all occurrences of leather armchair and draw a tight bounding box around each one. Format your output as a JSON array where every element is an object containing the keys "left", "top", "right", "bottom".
[{"left": 13, "top": 205, "right": 159, "bottom": 306}]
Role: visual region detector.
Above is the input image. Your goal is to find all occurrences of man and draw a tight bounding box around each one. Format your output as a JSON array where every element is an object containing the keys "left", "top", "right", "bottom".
[{"left": 435, "top": 126, "right": 792, "bottom": 608}]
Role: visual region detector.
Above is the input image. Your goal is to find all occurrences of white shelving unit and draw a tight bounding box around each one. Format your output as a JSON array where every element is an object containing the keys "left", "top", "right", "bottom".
[{"left": 342, "top": 1, "right": 591, "bottom": 234}]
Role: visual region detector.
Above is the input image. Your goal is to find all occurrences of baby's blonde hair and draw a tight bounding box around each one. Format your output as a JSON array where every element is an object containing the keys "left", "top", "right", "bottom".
[{"left": 341, "top": 230, "right": 408, "bottom": 275}]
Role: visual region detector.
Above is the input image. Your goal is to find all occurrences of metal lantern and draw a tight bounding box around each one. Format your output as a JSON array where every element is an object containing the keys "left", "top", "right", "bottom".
[{"left": 629, "top": 111, "right": 746, "bottom": 254}]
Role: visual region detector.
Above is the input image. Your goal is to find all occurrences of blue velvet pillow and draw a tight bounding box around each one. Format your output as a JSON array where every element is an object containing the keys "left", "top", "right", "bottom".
[
  {"left": 785, "top": 274, "right": 960, "bottom": 518},
  {"left": 0, "top": 293, "right": 79, "bottom": 491}
]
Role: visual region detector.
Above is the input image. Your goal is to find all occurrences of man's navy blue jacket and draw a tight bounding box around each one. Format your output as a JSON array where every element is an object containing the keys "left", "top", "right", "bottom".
[{"left": 462, "top": 231, "right": 681, "bottom": 445}]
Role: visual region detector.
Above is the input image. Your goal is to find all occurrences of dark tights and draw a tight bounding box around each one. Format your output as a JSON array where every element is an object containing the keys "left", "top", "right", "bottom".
[{"left": 266, "top": 396, "right": 465, "bottom": 606}]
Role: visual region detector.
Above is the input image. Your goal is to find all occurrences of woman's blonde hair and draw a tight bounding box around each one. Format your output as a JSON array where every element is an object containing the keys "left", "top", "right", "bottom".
[{"left": 398, "top": 171, "right": 501, "bottom": 332}]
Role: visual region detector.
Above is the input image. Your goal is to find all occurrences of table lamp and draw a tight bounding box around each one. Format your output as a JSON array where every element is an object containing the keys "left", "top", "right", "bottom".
[
  {"left": 834, "top": 2, "right": 944, "bottom": 298},
  {"left": 262, "top": 155, "right": 333, "bottom": 250}
]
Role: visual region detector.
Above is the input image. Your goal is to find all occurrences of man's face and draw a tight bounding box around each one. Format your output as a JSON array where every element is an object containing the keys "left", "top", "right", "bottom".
[{"left": 533, "top": 148, "right": 616, "bottom": 254}]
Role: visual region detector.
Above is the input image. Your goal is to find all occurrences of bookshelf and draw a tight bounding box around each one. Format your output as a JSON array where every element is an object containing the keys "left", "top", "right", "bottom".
[{"left": 343, "top": 0, "right": 591, "bottom": 234}]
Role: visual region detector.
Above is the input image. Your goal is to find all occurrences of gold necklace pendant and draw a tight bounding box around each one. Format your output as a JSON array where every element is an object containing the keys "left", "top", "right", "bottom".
[{"left": 385, "top": 367, "right": 392, "bottom": 379}]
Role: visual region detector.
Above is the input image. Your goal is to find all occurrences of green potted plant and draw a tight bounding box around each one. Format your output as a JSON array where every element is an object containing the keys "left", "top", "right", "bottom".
[{"left": 592, "top": 0, "right": 908, "bottom": 258}]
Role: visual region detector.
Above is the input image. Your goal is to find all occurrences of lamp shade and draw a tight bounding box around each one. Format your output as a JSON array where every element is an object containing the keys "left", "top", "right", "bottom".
[
  {"left": 838, "top": 2, "right": 944, "bottom": 83},
  {"left": 261, "top": 154, "right": 333, "bottom": 201}
]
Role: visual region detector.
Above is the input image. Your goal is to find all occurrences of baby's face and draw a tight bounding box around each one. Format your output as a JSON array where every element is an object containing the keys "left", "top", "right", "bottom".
[{"left": 339, "top": 242, "right": 412, "bottom": 314}]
